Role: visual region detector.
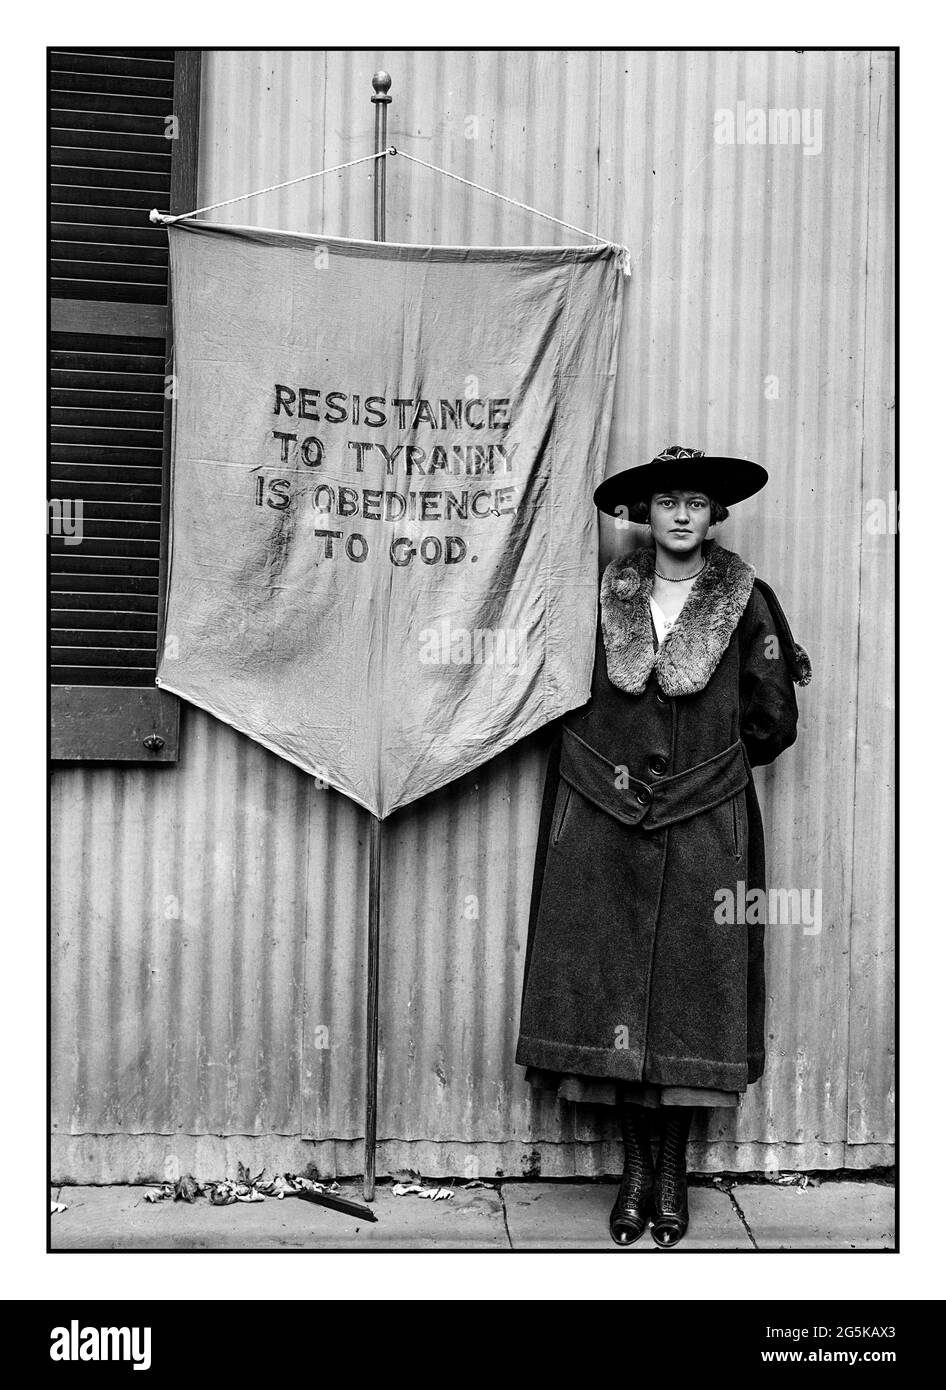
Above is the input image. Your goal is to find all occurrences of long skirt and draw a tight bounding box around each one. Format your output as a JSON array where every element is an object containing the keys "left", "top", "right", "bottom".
[{"left": 526, "top": 1065, "right": 740, "bottom": 1109}]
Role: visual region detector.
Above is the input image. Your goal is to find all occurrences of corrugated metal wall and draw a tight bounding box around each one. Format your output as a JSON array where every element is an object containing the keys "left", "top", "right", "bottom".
[{"left": 52, "top": 49, "right": 895, "bottom": 1181}]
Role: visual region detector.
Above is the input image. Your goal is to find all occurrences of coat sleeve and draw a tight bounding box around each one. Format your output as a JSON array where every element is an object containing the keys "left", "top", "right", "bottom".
[{"left": 738, "top": 580, "right": 811, "bottom": 768}]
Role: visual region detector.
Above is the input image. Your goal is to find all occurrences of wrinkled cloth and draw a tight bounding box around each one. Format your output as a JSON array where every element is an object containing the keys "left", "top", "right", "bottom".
[{"left": 157, "top": 220, "right": 626, "bottom": 818}]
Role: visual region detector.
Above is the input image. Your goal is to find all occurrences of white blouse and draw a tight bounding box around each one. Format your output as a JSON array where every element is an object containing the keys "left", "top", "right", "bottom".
[{"left": 649, "top": 594, "right": 675, "bottom": 647}]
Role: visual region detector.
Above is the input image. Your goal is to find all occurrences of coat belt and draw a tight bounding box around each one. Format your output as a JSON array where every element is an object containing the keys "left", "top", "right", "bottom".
[{"left": 559, "top": 725, "right": 749, "bottom": 831}]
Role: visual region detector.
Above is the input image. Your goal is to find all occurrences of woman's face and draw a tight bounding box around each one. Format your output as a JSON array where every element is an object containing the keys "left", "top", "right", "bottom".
[{"left": 648, "top": 490, "right": 713, "bottom": 553}]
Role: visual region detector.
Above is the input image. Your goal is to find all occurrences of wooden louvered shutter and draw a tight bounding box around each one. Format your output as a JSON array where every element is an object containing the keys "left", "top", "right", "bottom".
[{"left": 49, "top": 48, "right": 200, "bottom": 761}]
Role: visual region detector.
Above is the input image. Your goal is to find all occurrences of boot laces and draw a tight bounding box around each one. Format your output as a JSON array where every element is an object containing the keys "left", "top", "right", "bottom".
[
  {"left": 658, "top": 1122, "right": 688, "bottom": 1205},
  {"left": 619, "top": 1115, "right": 653, "bottom": 1194}
]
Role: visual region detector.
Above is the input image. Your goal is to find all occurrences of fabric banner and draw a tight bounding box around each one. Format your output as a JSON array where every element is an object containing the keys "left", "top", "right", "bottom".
[{"left": 156, "top": 221, "right": 625, "bottom": 817}]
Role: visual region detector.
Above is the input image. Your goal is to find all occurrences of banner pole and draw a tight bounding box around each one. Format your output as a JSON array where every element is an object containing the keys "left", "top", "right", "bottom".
[
  {"left": 363, "top": 69, "right": 391, "bottom": 1204},
  {"left": 371, "top": 70, "right": 391, "bottom": 241},
  {"left": 364, "top": 812, "right": 382, "bottom": 1202}
]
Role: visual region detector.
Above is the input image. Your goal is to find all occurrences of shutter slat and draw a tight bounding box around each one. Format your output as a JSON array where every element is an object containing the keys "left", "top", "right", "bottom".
[
  {"left": 51, "top": 182, "right": 167, "bottom": 210},
  {"left": 49, "top": 69, "right": 174, "bottom": 99},
  {"left": 49, "top": 50, "right": 173, "bottom": 79},
  {"left": 52, "top": 127, "right": 175, "bottom": 155},
  {"left": 51, "top": 280, "right": 166, "bottom": 304},
  {"left": 49, "top": 572, "right": 159, "bottom": 595},
  {"left": 52, "top": 370, "right": 165, "bottom": 392},
  {"left": 51, "top": 144, "right": 172, "bottom": 174},
  {"left": 53, "top": 334, "right": 164, "bottom": 359},
  {"left": 50, "top": 554, "right": 160, "bottom": 576},
  {"left": 52, "top": 241, "right": 168, "bottom": 267},
  {"left": 51, "top": 405, "right": 165, "bottom": 426},
  {"left": 52, "top": 222, "right": 168, "bottom": 249},
  {"left": 51, "top": 442, "right": 164, "bottom": 463},
  {"left": 50, "top": 534, "right": 161, "bottom": 558},
  {"left": 52, "top": 163, "right": 171, "bottom": 193},
  {"left": 72, "top": 503, "right": 162, "bottom": 522},
  {"left": 52, "top": 202, "right": 165, "bottom": 228},
  {"left": 51, "top": 650, "right": 159, "bottom": 671},
  {"left": 51, "top": 667, "right": 159, "bottom": 687},
  {"left": 51, "top": 46, "right": 173, "bottom": 58},
  {"left": 53, "top": 333, "right": 164, "bottom": 353},
  {"left": 53, "top": 628, "right": 158, "bottom": 648},
  {"left": 50, "top": 110, "right": 172, "bottom": 137},
  {"left": 51, "top": 259, "right": 167, "bottom": 286},
  {"left": 52, "top": 420, "right": 164, "bottom": 443},
  {"left": 51, "top": 644, "right": 158, "bottom": 662},
  {"left": 51, "top": 470, "right": 163, "bottom": 489},
  {"left": 52, "top": 595, "right": 158, "bottom": 615},
  {"left": 52, "top": 388, "right": 166, "bottom": 411},
  {"left": 50, "top": 482, "right": 162, "bottom": 503},
  {"left": 50, "top": 89, "right": 174, "bottom": 115},
  {"left": 60, "top": 519, "right": 160, "bottom": 540}
]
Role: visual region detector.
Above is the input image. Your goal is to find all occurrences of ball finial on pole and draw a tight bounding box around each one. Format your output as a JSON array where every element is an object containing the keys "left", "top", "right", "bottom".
[{"left": 370, "top": 70, "right": 392, "bottom": 244}]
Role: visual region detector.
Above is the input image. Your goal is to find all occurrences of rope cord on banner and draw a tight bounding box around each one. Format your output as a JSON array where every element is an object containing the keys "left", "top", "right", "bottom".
[
  {"left": 148, "top": 145, "right": 631, "bottom": 273},
  {"left": 149, "top": 149, "right": 393, "bottom": 225}
]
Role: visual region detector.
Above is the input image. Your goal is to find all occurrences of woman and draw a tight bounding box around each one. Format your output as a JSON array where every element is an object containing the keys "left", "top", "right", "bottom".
[{"left": 516, "top": 445, "right": 811, "bottom": 1248}]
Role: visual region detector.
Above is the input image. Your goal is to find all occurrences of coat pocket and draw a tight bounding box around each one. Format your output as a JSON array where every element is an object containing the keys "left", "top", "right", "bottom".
[
  {"left": 551, "top": 781, "right": 574, "bottom": 846},
  {"left": 730, "top": 794, "right": 743, "bottom": 861}
]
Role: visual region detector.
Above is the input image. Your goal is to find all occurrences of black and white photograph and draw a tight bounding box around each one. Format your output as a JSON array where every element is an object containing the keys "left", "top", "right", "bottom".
[{"left": 23, "top": 15, "right": 921, "bottom": 1341}]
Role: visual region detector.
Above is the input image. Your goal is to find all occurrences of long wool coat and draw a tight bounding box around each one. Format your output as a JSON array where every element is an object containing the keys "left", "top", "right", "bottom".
[{"left": 515, "top": 539, "right": 811, "bottom": 1093}]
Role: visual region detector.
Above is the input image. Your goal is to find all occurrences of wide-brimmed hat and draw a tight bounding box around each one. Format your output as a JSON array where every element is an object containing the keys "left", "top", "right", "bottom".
[{"left": 593, "top": 445, "right": 768, "bottom": 516}]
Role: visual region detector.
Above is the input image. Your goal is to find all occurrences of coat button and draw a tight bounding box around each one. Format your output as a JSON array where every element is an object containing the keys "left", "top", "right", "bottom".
[
  {"left": 636, "top": 787, "right": 652, "bottom": 806},
  {"left": 648, "top": 755, "right": 668, "bottom": 776}
]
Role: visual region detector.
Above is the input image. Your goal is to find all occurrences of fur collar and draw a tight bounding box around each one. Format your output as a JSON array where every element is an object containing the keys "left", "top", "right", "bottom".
[{"left": 600, "top": 540, "right": 756, "bottom": 696}]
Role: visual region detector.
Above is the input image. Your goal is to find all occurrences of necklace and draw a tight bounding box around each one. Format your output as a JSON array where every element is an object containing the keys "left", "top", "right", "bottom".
[{"left": 654, "top": 558, "right": 707, "bottom": 583}]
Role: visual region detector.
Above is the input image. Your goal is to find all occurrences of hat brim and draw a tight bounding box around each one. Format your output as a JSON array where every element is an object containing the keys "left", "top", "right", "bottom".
[{"left": 593, "top": 457, "right": 769, "bottom": 516}]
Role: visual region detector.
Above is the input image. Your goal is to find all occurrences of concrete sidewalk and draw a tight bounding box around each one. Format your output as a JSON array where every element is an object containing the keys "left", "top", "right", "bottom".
[{"left": 50, "top": 1180, "right": 894, "bottom": 1251}]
